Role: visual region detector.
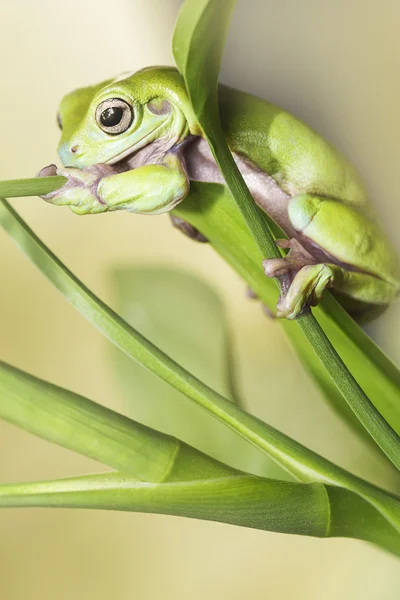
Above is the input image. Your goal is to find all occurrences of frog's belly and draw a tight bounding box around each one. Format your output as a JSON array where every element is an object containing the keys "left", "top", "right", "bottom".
[{"left": 185, "top": 137, "right": 295, "bottom": 237}]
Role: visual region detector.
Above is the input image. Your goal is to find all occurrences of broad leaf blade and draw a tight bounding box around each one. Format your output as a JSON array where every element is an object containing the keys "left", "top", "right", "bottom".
[
  {"left": 173, "top": 0, "right": 236, "bottom": 122},
  {"left": 0, "top": 359, "right": 238, "bottom": 484},
  {"left": 112, "top": 266, "right": 237, "bottom": 403},
  {"left": 0, "top": 360, "right": 178, "bottom": 482},
  {"left": 173, "top": 0, "right": 280, "bottom": 261}
]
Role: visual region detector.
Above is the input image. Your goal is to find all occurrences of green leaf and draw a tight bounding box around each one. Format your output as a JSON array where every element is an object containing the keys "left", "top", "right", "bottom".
[
  {"left": 318, "top": 294, "right": 400, "bottom": 429},
  {"left": 0, "top": 473, "right": 331, "bottom": 538},
  {"left": 0, "top": 0, "right": 397, "bottom": 555},
  {"left": 172, "top": 0, "right": 400, "bottom": 470},
  {"left": 0, "top": 360, "right": 179, "bottom": 483},
  {"left": 174, "top": 183, "right": 400, "bottom": 445},
  {"left": 0, "top": 197, "right": 305, "bottom": 484},
  {"left": 0, "top": 355, "right": 399, "bottom": 554},
  {"left": 173, "top": 0, "right": 235, "bottom": 121},
  {"left": 111, "top": 266, "right": 239, "bottom": 405},
  {"left": 0, "top": 358, "right": 244, "bottom": 484},
  {"left": 3, "top": 3, "right": 398, "bottom": 472},
  {"left": 0, "top": 318, "right": 400, "bottom": 553},
  {"left": 1, "top": 197, "right": 400, "bottom": 534},
  {"left": 173, "top": 0, "right": 280, "bottom": 262},
  {"left": 4, "top": 177, "right": 397, "bottom": 446},
  {"left": 0, "top": 472, "right": 400, "bottom": 557}
]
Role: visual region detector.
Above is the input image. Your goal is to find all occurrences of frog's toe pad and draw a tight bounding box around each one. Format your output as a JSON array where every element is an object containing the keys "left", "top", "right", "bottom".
[
  {"left": 276, "top": 263, "right": 335, "bottom": 319},
  {"left": 36, "top": 164, "right": 58, "bottom": 179}
]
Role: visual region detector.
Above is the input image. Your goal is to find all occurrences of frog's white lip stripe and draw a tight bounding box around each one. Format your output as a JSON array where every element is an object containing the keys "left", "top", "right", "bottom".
[
  {"left": 106, "top": 145, "right": 137, "bottom": 166},
  {"left": 106, "top": 122, "right": 168, "bottom": 166}
]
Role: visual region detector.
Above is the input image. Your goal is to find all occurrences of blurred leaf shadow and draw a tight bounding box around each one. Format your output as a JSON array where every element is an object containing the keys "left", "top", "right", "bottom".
[{"left": 109, "top": 265, "right": 290, "bottom": 480}]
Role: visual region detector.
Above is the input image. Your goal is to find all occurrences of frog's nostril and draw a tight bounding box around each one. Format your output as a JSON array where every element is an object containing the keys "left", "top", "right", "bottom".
[{"left": 71, "top": 145, "right": 79, "bottom": 154}]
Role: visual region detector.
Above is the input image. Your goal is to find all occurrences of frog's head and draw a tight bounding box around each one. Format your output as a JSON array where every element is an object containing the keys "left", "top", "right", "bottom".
[{"left": 56, "top": 67, "right": 200, "bottom": 169}]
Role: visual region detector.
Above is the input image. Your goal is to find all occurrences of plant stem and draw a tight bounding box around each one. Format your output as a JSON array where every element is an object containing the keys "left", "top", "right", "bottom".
[
  {"left": 298, "top": 316, "right": 400, "bottom": 466},
  {"left": 1, "top": 172, "right": 400, "bottom": 470},
  {"left": 2, "top": 192, "right": 400, "bottom": 531},
  {"left": 207, "top": 132, "right": 400, "bottom": 472},
  {"left": 173, "top": 0, "right": 400, "bottom": 470},
  {"left": 0, "top": 176, "right": 66, "bottom": 198}
]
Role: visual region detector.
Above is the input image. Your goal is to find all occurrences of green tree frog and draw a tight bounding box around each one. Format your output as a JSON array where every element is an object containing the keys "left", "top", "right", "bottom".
[{"left": 38, "top": 66, "right": 400, "bottom": 319}]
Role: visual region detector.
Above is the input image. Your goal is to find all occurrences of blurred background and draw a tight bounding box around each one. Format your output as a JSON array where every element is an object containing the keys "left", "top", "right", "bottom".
[{"left": 1, "top": 0, "right": 400, "bottom": 597}]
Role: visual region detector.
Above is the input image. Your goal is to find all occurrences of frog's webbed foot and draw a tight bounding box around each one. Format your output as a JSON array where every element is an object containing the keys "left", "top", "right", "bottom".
[
  {"left": 169, "top": 215, "right": 208, "bottom": 243},
  {"left": 263, "top": 238, "right": 337, "bottom": 319},
  {"left": 263, "top": 239, "right": 316, "bottom": 281},
  {"left": 36, "top": 163, "right": 116, "bottom": 214}
]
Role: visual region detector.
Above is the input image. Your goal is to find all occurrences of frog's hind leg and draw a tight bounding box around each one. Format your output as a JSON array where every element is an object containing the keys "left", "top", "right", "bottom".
[
  {"left": 264, "top": 250, "right": 394, "bottom": 319},
  {"left": 169, "top": 214, "right": 208, "bottom": 243},
  {"left": 262, "top": 192, "right": 399, "bottom": 319}
]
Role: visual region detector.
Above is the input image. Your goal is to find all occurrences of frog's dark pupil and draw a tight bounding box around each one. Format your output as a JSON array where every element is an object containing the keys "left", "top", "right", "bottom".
[{"left": 100, "top": 107, "right": 123, "bottom": 127}]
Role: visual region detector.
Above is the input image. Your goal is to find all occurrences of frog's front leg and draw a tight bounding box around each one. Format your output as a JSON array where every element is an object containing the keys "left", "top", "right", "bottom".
[
  {"left": 263, "top": 194, "right": 399, "bottom": 319},
  {"left": 37, "top": 163, "right": 117, "bottom": 214},
  {"left": 38, "top": 153, "right": 189, "bottom": 216}
]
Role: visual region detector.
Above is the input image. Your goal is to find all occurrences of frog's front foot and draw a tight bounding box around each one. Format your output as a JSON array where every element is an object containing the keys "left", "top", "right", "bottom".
[
  {"left": 36, "top": 163, "right": 117, "bottom": 215},
  {"left": 262, "top": 238, "right": 334, "bottom": 319}
]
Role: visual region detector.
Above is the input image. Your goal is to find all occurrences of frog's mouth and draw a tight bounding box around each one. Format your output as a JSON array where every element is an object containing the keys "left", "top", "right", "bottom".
[
  {"left": 109, "top": 148, "right": 138, "bottom": 173},
  {"left": 106, "top": 122, "right": 175, "bottom": 173}
]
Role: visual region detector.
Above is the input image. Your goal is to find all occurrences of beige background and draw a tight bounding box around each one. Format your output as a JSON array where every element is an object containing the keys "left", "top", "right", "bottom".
[{"left": 1, "top": 0, "right": 400, "bottom": 598}]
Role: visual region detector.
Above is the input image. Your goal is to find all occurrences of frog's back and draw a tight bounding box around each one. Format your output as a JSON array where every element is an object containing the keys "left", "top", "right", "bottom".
[
  {"left": 217, "top": 83, "right": 399, "bottom": 288},
  {"left": 218, "top": 84, "right": 368, "bottom": 208}
]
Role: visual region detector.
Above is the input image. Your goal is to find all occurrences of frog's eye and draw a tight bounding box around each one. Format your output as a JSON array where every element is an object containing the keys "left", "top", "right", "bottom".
[
  {"left": 56, "top": 112, "right": 62, "bottom": 130},
  {"left": 95, "top": 98, "right": 133, "bottom": 135}
]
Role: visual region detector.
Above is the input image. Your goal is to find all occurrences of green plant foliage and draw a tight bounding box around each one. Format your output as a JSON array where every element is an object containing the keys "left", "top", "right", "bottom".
[
  {"left": 173, "top": 184, "right": 400, "bottom": 443},
  {"left": 173, "top": 0, "right": 279, "bottom": 261},
  {"left": 2, "top": 197, "right": 400, "bottom": 542},
  {"left": 111, "top": 266, "right": 286, "bottom": 479},
  {"left": 172, "top": 0, "right": 400, "bottom": 470},
  {"left": 0, "top": 360, "right": 180, "bottom": 483},
  {"left": 0, "top": 0, "right": 398, "bottom": 558},
  {"left": 0, "top": 473, "right": 333, "bottom": 539},
  {"left": 0, "top": 361, "right": 400, "bottom": 555},
  {"left": 1, "top": 473, "right": 400, "bottom": 556}
]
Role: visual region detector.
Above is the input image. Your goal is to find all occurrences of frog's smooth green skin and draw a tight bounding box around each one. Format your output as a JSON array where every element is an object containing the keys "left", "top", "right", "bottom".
[{"left": 38, "top": 66, "right": 400, "bottom": 319}]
